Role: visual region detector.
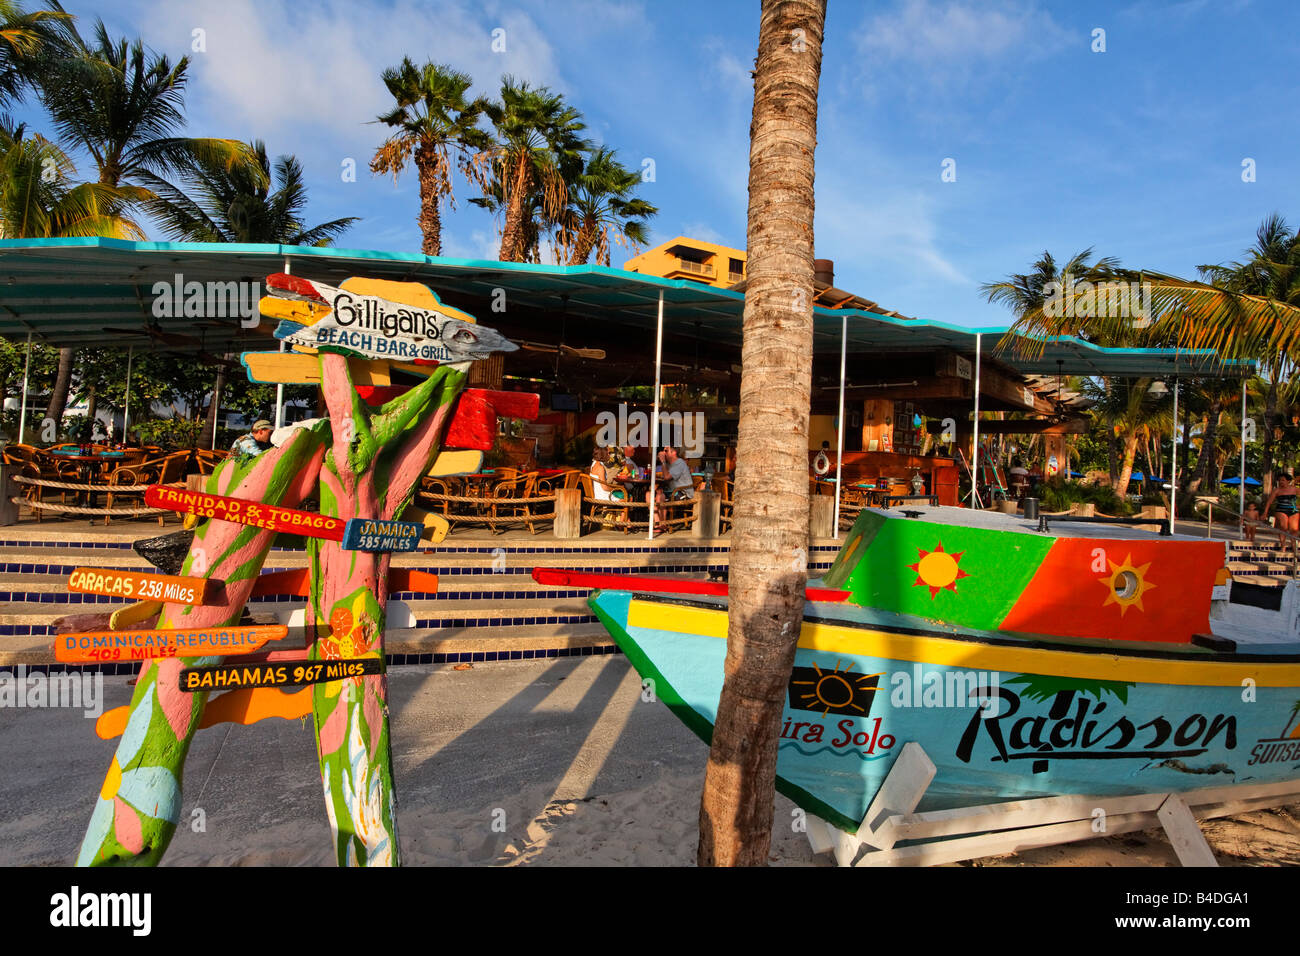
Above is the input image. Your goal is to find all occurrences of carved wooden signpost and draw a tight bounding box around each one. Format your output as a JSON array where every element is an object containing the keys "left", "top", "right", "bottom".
[
  {"left": 75, "top": 273, "right": 534, "bottom": 869},
  {"left": 66, "top": 568, "right": 209, "bottom": 605},
  {"left": 145, "top": 486, "right": 346, "bottom": 540},
  {"left": 341, "top": 518, "right": 423, "bottom": 553},
  {"left": 56, "top": 624, "right": 287, "bottom": 663},
  {"left": 180, "top": 657, "right": 382, "bottom": 691}
]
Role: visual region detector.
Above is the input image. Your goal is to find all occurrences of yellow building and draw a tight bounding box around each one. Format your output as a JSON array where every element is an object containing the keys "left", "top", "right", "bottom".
[{"left": 623, "top": 236, "right": 747, "bottom": 289}]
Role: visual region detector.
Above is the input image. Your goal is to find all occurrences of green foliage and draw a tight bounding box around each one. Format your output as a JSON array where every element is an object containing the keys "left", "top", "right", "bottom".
[
  {"left": 1003, "top": 674, "right": 1134, "bottom": 705},
  {"left": 132, "top": 416, "right": 199, "bottom": 450},
  {"left": 1038, "top": 477, "right": 1132, "bottom": 515}
]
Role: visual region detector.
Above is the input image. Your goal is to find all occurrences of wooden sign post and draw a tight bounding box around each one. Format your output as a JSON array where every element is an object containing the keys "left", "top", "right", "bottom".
[
  {"left": 145, "top": 486, "right": 345, "bottom": 540},
  {"left": 67, "top": 568, "right": 210, "bottom": 605},
  {"left": 341, "top": 518, "right": 424, "bottom": 553},
  {"left": 56, "top": 624, "right": 287, "bottom": 663},
  {"left": 78, "top": 273, "right": 533, "bottom": 870}
]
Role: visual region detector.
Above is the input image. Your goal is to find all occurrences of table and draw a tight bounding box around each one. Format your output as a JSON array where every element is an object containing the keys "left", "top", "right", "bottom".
[{"left": 46, "top": 449, "right": 127, "bottom": 507}]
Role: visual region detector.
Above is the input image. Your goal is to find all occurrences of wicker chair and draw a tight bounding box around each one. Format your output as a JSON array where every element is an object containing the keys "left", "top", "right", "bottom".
[
  {"left": 713, "top": 476, "right": 734, "bottom": 533},
  {"left": 579, "top": 473, "right": 635, "bottom": 533},
  {"left": 104, "top": 451, "right": 189, "bottom": 524},
  {"left": 488, "top": 471, "right": 547, "bottom": 535}
]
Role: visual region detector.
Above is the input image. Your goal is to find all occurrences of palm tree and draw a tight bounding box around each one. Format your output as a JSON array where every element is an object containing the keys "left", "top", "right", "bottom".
[
  {"left": 555, "top": 147, "right": 656, "bottom": 265},
  {"left": 698, "top": 0, "right": 826, "bottom": 868},
  {"left": 1081, "top": 377, "right": 1172, "bottom": 500},
  {"left": 370, "top": 60, "right": 490, "bottom": 256},
  {"left": 0, "top": 0, "right": 71, "bottom": 109},
  {"left": 981, "top": 248, "right": 1123, "bottom": 325},
  {"left": 0, "top": 119, "right": 147, "bottom": 240},
  {"left": 474, "top": 78, "right": 587, "bottom": 262},
  {"left": 143, "top": 140, "right": 355, "bottom": 449},
  {"left": 144, "top": 140, "right": 358, "bottom": 245},
  {"left": 31, "top": 18, "right": 257, "bottom": 429}
]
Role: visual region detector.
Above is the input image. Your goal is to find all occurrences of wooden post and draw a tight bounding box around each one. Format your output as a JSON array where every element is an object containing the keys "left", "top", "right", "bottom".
[
  {"left": 809, "top": 495, "right": 835, "bottom": 539},
  {"left": 554, "top": 487, "right": 582, "bottom": 539},
  {"left": 185, "top": 473, "right": 205, "bottom": 492},
  {"left": 0, "top": 464, "right": 17, "bottom": 526},
  {"left": 78, "top": 426, "right": 330, "bottom": 866},
  {"left": 692, "top": 490, "right": 720, "bottom": 538}
]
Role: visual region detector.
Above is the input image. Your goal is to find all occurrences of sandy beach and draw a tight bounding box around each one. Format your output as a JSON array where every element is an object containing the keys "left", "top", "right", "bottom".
[{"left": 2, "top": 655, "right": 1298, "bottom": 867}]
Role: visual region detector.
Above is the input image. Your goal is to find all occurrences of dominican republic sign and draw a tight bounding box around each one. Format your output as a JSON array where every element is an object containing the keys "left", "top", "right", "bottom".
[
  {"left": 66, "top": 567, "right": 209, "bottom": 605},
  {"left": 262, "top": 272, "right": 517, "bottom": 364},
  {"left": 180, "top": 657, "right": 382, "bottom": 691},
  {"left": 146, "top": 486, "right": 345, "bottom": 540},
  {"left": 341, "top": 518, "right": 423, "bottom": 553},
  {"left": 55, "top": 624, "right": 287, "bottom": 663}
]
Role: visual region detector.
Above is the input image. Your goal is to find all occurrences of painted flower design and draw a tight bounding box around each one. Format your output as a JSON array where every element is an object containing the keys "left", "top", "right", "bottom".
[
  {"left": 78, "top": 684, "right": 181, "bottom": 865},
  {"left": 321, "top": 596, "right": 377, "bottom": 659}
]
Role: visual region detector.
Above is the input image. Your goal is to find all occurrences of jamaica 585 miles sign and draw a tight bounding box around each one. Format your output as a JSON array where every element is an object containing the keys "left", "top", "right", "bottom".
[{"left": 180, "top": 658, "right": 381, "bottom": 692}]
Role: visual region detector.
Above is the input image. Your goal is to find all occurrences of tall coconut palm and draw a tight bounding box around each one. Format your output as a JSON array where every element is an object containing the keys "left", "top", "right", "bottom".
[
  {"left": 370, "top": 60, "right": 490, "bottom": 256},
  {"left": 1081, "top": 377, "right": 1173, "bottom": 500},
  {"left": 555, "top": 147, "right": 656, "bottom": 265},
  {"left": 698, "top": 0, "right": 825, "bottom": 868},
  {"left": 474, "top": 78, "right": 587, "bottom": 262},
  {"left": 31, "top": 18, "right": 257, "bottom": 428},
  {"left": 0, "top": 119, "right": 145, "bottom": 439},
  {"left": 143, "top": 140, "right": 355, "bottom": 449},
  {"left": 0, "top": 119, "right": 147, "bottom": 239},
  {"left": 0, "top": 0, "right": 71, "bottom": 109},
  {"left": 143, "top": 140, "right": 358, "bottom": 245}
]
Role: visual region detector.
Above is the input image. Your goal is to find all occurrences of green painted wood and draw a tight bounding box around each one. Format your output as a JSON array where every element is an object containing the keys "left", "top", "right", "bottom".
[{"left": 77, "top": 425, "right": 330, "bottom": 866}]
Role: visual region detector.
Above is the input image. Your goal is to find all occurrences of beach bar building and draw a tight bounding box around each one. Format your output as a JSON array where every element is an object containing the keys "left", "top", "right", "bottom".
[{"left": 0, "top": 238, "right": 1249, "bottom": 532}]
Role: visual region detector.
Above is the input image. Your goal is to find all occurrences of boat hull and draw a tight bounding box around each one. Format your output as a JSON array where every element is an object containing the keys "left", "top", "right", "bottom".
[{"left": 591, "top": 590, "right": 1300, "bottom": 833}]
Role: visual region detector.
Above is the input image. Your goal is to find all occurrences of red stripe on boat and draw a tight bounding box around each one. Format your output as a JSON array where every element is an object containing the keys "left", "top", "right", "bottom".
[{"left": 531, "top": 568, "right": 849, "bottom": 602}]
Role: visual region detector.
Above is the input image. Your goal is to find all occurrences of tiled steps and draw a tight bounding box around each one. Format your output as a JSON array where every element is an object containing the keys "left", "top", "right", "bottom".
[
  {"left": 1226, "top": 540, "right": 1296, "bottom": 586},
  {"left": 0, "top": 536, "right": 840, "bottom": 666}
]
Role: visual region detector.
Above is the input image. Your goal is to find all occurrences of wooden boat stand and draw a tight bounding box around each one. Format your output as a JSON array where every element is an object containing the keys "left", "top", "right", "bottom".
[{"left": 805, "top": 742, "right": 1300, "bottom": 867}]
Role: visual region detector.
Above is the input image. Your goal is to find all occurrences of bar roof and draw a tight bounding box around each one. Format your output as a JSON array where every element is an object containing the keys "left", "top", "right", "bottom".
[{"left": 0, "top": 238, "right": 1253, "bottom": 378}]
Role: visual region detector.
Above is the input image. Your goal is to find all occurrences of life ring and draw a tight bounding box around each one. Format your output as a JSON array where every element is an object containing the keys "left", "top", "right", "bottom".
[{"left": 812, "top": 451, "right": 830, "bottom": 476}]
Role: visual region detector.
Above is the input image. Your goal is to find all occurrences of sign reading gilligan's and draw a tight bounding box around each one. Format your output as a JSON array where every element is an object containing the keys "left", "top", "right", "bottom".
[
  {"left": 342, "top": 518, "right": 423, "bottom": 553},
  {"left": 262, "top": 272, "right": 517, "bottom": 364},
  {"left": 180, "top": 658, "right": 382, "bottom": 691}
]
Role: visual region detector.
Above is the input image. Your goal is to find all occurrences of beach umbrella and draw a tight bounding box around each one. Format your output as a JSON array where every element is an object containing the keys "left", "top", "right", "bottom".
[{"left": 1221, "top": 476, "right": 1261, "bottom": 486}]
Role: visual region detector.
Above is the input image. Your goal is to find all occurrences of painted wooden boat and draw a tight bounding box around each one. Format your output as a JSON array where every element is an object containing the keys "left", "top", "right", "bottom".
[{"left": 577, "top": 506, "right": 1300, "bottom": 833}]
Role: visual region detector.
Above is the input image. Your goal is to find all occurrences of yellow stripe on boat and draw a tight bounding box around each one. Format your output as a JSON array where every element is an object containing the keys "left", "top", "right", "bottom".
[{"left": 625, "top": 598, "right": 1300, "bottom": 688}]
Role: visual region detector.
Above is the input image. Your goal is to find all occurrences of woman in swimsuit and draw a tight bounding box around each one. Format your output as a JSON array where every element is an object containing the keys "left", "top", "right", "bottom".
[{"left": 1264, "top": 472, "right": 1300, "bottom": 551}]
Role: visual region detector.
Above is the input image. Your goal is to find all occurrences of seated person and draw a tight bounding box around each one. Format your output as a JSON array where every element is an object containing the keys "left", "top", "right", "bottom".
[
  {"left": 229, "top": 420, "right": 273, "bottom": 458},
  {"left": 589, "top": 447, "right": 625, "bottom": 502},
  {"left": 647, "top": 446, "right": 694, "bottom": 530},
  {"left": 617, "top": 444, "right": 645, "bottom": 481}
]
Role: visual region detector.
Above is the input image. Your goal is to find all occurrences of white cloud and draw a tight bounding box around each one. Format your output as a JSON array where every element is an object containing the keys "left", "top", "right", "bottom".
[
  {"left": 123, "top": 0, "right": 564, "bottom": 159},
  {"left": 853, "top": 0, "right": 1071, "bottom": 90}
]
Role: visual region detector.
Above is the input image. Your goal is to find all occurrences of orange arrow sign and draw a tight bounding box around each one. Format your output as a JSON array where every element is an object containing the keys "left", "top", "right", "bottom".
[
  {"left": 67, "top": 568, "right": 209, "bottom": 605},
  {"left": 55, "top": 624, "right": 288, "bottom": 663}
]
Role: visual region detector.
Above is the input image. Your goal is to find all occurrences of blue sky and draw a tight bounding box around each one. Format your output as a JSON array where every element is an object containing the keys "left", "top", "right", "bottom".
[{"left": 20, "top": 0, "right": 1300, "bottom": 328}]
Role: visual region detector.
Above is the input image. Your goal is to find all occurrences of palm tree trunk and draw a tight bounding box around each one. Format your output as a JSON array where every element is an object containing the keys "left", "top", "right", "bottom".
[
  {"left": 198, "top": 364, "right": 226, "bottom": 451},
  {"left": 42, "top": 347, "right": 74, "bottom": 432},
  {"left": 568, "top": 223, "right": 598, "bottom": 265},
  {"left": 1263, "top": 376, "right": 1279, "bottom": 497},
  {"left": 499, "top": 158, "right": 533, "bottom": 262},
  {"left": 1190, "top": 402, "right": 1221, "bottom": 492},
  {"left": 1115, "top": 430, "right": 1140, "bottom": 499},
  {"left": 698, "top": 0, "right": 825, "bottom": 868},
  {"left": 414, "top": 142, "right": 442, "bottom": 256},
  {"left": 85, "top": 385, "right": 97, "bottom": 438}
]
